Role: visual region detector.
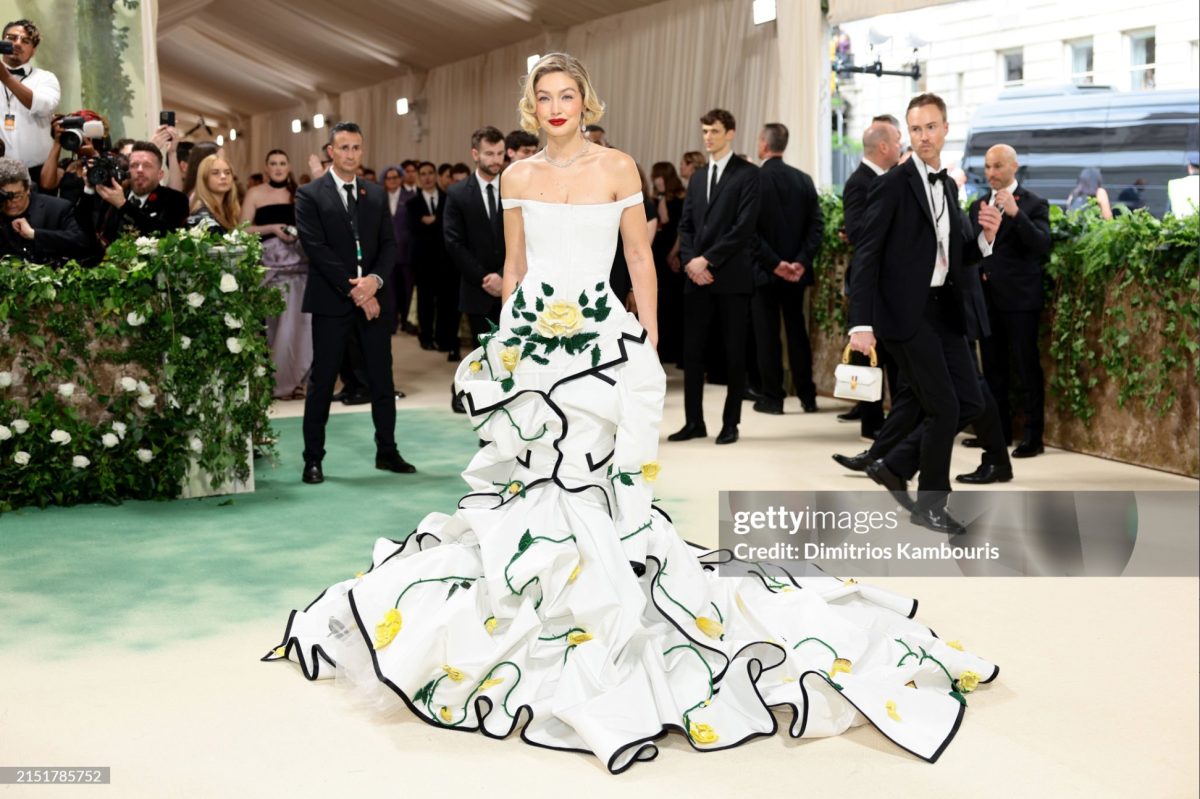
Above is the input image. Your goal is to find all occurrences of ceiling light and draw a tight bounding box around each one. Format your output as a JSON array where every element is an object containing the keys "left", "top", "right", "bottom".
[
  {"left": 396, "top": 97, "right": 409, "bottom": 116},
  {"left": 291, "top": 119, "right": 302, "bottom": 134},
  {"left": 312, "top": 113, "right": 325, "bottom": 129},
  {"left": 228, "top": 128, "right": 237, "bottom": 141},
  {"left": 216, "top": 134, "right": 225, "bottom": 146},
  {"left": 527, "top": 54, "right": 541, "bottom": 73},
  {"left": 752, "top": 0, "right": 776, "bottom": 25}
]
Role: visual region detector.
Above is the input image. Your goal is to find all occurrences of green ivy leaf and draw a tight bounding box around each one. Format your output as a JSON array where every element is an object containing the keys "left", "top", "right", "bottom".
[
  {"left": 541, "top": 283, "right": 553, "bottom": 296},
  {"left": 518, "top": 530, "right": 533, "bottom": 552},
  {"left": 591, "top": 346, "right": 601, "bottom": 367}
]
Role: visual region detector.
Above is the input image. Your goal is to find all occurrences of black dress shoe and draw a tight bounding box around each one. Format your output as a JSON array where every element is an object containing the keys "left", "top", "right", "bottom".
[
  {"left": 832, "top": 450, "right": 872, "bottom": 472},
  {"left": 955, "top": 463, "right": 1014, "bottom": 484},
  {"left": 375, "top": 452, "right": 417, "bottom": 473},
  {"left": 801, "top": 398, "right": 818, "bottom": 413},
  {"left": 402, "top": 322, "right": 419, "bottom": 335},
  {"left": 667, "top": 422, "right": 708, "bottom": 442},
  {"left": 394, "top": 390, "right": 406, "bottom": 400},
  {"left": 447, "top": 351, "right": 461, "bottom": 362},
  {"left": 743, "top": 387, "right": 767, "bottom": 403},
  {"left": 866, "top": 459, "right": 915, "bottom": 511},
  {"left": 1012, "top": 440, "right": 1044, "bottom": 458},
  {"left": 715, "top": 425, "right": 739, "bottom": 445},
  {"left": 961, "top": 437, "right": 983, "bottom": 448},
  {"left": 330, "top": 389, "right": 349, "bottom": 402},
  {"left": 419, "top": 341, "right": 437, "bottom": 351},
  {"left": 341, "top": 390, "right": 371, "bottom": 406},
  {"left": 752, "top": 399, "right": 784, "bottom": 415},
  {"left": 837, "top": 404, "right": 865, "bottom": 422},
  {"left": 910, "top": 505, "right": 967, "bottom": 535},
  {"left": 302, "top": 460, "right": 324, "bottom": 484}
]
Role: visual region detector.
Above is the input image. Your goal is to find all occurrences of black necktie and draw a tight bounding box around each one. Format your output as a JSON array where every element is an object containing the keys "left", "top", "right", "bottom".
[
  {"left": 8, "top": 67, "right": 26, "bottom": 77},
  {"left": 343, "top": 183, "right": 356, "bottom": 217},
  {"left": 486, "top": 183, "right": 496, "bottom": 220},
  {"left": 709, "top": 164, "right": 718, "bottom": 201},
  {"left": 928, "top": 169, "right": 947, "bottom": 185},
  {"left": 428, "top": 194, "right": 436, "bottom": 214}
]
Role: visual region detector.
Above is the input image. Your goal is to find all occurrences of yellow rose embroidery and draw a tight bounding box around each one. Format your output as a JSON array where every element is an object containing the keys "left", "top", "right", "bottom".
[
  {"left": 443, "top": 665, "right": 466, "bottom": 682},
  {"left": 439, "top": 706, "right": 453, "bottom": 723},
  {"left": 507, "top": 481, "right": 522, "bottom": 495},
  {"left": 957, "top": 670, "right": 981, "bottom": 693},
  {"left": 886, "top": 700, "right": 902, "bottom": 721},
  {"left": 484, "top": 616, "right": 498, "bottom": 634},
  {"left": 946, "top": 640, "right": 964, "bottom": 651},
  {"left": 568, "top": 560, "right": 582, "bottom": 583},
  {"left": 535, "top": 301, "right": 584, "bottom": 338},
  {"left": 273, "top": 646, "right": 286, "bottom": 658},
  {"left": 355, "top": 571, "right": 364, "bottom": 579},
  {"left": 843, "top": 578, "right": 858, "bottom": 586},
  {"left": 905, "top": 680, "right": 917, "bottom": 689},
  {"left": 830, "top": 658, "right": 853, "bottom": 678},
  {"left": 373, "top": 608, "right": 402, "bottom": 650},
  {"left": 640, "top": 461, "right": 660, "bottom": 482},
  {"left": 567, "top": 630, "right": 592, "bottom": 646},
  {"left": 689, "top": 723, "right": 719, "bottom": 744},
  {"left": 479, "top": 677, "right": 505, "bottom": 691},
  {"left": 695, "top": 616, "right": 724, "bottom": 640},
  {"left": 469, "top": 360, "right": 482, "bottom": 372},
  {"left": 499, "top": 345, "right": 520, "bottom": 372}
]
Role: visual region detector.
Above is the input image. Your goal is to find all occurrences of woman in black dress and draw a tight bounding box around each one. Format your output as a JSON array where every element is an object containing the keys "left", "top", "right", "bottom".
[{"left": 650, "top": 161, "right": 686, "bottom": 366}]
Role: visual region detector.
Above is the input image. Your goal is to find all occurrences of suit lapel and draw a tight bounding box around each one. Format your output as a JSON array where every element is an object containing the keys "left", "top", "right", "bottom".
[
  {"left": 905, "top": 159, "right": 935, "bottom": 231},
  {"left": 321, "top": 173, "right": 355, "bottom": 236}
]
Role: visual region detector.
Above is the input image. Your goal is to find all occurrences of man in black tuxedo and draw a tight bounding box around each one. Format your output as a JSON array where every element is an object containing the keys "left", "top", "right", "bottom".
[
  {"left": 406, "top": 161, "right": 456, "bottom": 355},
  {"left": 295, "top": 121, "right": 415, "bottom": 483},
  {"left": 443, "top": 126, "right": 506, "bottom": 413},
  {"left": 848, "top": 94, "right": 1003, "bottom": 534},
  {"left": 91, "top": 141, "right": 188, "bottom": 247},
  {"left": 967, "top": 144, "right": 1051, "bottom": 458},
  {"left": 751, "top": 122, "right": 823, "bottom": 415},
  {"left": 0, "top": 156, "right": 88, "bottom": 263},
  {"left": 670, "top": 109, "right": 761, "bottom": 446},
  {"left": 838, "top": 116, "right": 902, "bottom": 436}
]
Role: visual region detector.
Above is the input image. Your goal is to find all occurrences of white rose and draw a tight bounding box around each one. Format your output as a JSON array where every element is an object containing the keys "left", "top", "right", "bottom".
[
  {"left": 224, "top": 313, "right": 242, "bottom": 329},
  {"left": 186, "top": 293, "right": 205, "bottom": 308},
  {"left": 226, "top": 337, "right": 243, "bottom": 354},
  {"left": 136, "top": 380, "right": 150, "bottom": 395},
  {"left": 167, "top": 393, "right": 181, "bottom": 409},
  {"left": 50, "top": 429, "right": 71, "bottom": 445},
  {"left": 0, "top": 425, "right": 10, "bottom": 441},
  {"left": 0, "top": 371, "right": 11, "bottom": 387},
  {"left": 119, "top": 376, "right": 138, "bottom": 392},
  {"left": 254, "top": 365, "right": 267, "bottom": 378},
  {"left": 135, "top": 236, "right": 158, "bottom": 255},
  {"left": 136, "top": 448, "right": 154, "bottom": 463},
  {"left": 72, "top": 455, "right": 90, "bottom": 469},
  {"left": 189, "top": 437, "right": 203, "bottom": 453},
  {"left": 101, "top": 432, "right": 119, "bottom": 448},
  {"left": 137, "top": 394, "right": 156, "bottom": 409},
  {"left": 59, "top": 382, "right": 76, "bottom": 397},
  {"left": 112, "top": 421, "right": 127, "bottom": 439},
  {"left": 223, "top": 230, "right": 241, "bottom": 245},
  {"left": 189, "top": 224, "right": 207, "bottom": 240},
  {"left": 11, "top": 419, "right": 28, "bottom": 434},
  {"left": 127, "top": 311, "right": 147, "bottom": 327},
  {"left": 180, "top": 336, "right": 192, "bottom": 350},
  {"left": 219, "top": 273, "right": 239, "bottom": 293},
  {"left": 14, "top": 450, "right": 30, "bottom": 466}
]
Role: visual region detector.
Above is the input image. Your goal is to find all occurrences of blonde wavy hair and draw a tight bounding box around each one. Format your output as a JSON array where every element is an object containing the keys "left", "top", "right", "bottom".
[
  {"left": 518, "top": 53, "right": 605, "bottom": 135},
  {"left": 191, "top": 154, "right": 241, "bottom": 231}
]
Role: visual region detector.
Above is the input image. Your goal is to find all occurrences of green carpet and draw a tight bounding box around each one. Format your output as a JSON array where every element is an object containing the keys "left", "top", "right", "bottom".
[{"left": 0, "top": 409, "right": 481, "bottom": 659}]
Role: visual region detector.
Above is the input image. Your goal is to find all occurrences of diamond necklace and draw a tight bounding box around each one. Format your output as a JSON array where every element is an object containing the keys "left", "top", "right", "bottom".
[{"left": 542, "top": 139, "right": 591, "bottom": 168}]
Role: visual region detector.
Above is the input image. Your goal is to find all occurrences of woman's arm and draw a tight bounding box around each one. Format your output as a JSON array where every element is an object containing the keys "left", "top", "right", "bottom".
[
  {"left": 615, "top": 157, "right": 657, "bottom": 347},
  {"left": 1097, "top": 187, "right": 1113, "bottom": 220},
  {"left": 500, "top": 207, "right": 527, "bottom": 306}
]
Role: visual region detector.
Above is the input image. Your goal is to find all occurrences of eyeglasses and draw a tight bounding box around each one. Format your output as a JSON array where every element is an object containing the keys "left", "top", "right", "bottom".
[
  {"left": 3, "top": 34, "right": 35, "bottom": 45},
  {"left": 2, "top": 189, "right": 29, "bottom": 202}
]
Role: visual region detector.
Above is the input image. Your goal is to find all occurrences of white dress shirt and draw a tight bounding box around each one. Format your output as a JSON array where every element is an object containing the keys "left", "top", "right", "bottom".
[
  {"left": 475, "top": 171, "right": 500, "bottom": 217},
  {"left": 388, "top": 188, "right": 401, "bottom": 216},
  {"left": 977, "top": 179, "right": 1017, "bottom": 254},
  {"left": 707, "top": 150, "right": 734, "bottom": 202},
  {"left": 1, "top": 61, "right": 61, "bottom": 169},
  {"left": 422, "top": 189, "right": 438, "bottom": 214},
  {"left": 861, "top": 157, "right": 888, "bottom": 177},
  {"left": 326, "top": 171, "right": 383, "bottom": 288}
]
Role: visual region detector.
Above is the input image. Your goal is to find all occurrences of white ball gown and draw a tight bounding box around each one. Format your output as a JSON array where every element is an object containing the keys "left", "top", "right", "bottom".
[{"left": 265, "top": 191, "right": 999, "bottom": 773}]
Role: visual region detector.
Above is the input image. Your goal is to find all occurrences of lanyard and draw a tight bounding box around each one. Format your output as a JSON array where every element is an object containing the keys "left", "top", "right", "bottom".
[{"left": 4, "top": 67, "right": 31, "bottom": 110}]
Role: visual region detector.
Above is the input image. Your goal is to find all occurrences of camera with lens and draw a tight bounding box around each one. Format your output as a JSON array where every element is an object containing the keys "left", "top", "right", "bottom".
[
  {"left": 58, "top": 115, "right": 108, "bottom": 152},
  {"left": 0, "top": 187, "right": 22, "bottom": 202},
  {"left": 86, "top": 154, "right": 129, "bottom": 188}
]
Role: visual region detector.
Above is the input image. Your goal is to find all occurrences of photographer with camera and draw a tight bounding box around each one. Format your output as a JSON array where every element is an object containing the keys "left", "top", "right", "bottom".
[
  {"left": 1, "top": 20, "right": 60, "bottom": 186},
  {"left": 0, "top": 156, "right": 88, "bottom": 264},
  {"left": 90, "top": 141, "right": 188, "bottom": 246},
  {"left": 38, "top": 112, "right": 108, "bottom": 202}
]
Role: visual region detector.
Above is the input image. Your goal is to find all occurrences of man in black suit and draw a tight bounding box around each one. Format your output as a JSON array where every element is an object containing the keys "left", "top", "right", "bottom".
[
  {"left": 848, "top": 94, "right": 1003, "bottom": 534},
  {"left": 670, "top": 109, "right": 761, "bottom": 445},
  {"left": 967, "top": 144, "right": 1051, "bottom": 459},
  {"left": 295, "top": 122, "right": 415, "bottom": 483},
  {"left": 406, "top": 161, "right": 456, "bottom": 355},
  {"left": 0, "top": 156, "right": 88, "bottom": 263},
  {"left": 91, "top": 141, "right": 188, "bottom": 247},
  {"left": 751, "top": 122, "right": 823, "bottom": 415},
  {"left": 443, "top": 126, "right": 506, "bottom": 413},
  {"left": 838, "top": 116, "right": 902, "bottom": 436}
]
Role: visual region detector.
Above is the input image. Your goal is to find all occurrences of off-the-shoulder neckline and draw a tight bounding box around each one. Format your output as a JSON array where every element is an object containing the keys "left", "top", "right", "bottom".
[{"left": 505, "top": 192, "right": 643, "bottom": 207}]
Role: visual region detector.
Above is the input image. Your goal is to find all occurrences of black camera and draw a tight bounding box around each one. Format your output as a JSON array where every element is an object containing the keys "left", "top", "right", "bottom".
[
  {"left": 86, "top": 154, "right": 129, "bottom": 188},
  {"left": 0, "top": 41, "right": 13, "bottom": 55},
  {"left": 58, "top": 115, "right": 108, "bottom": 152},
  {"left": 0, "top": 187, "right": 22, "bottom": 202}
]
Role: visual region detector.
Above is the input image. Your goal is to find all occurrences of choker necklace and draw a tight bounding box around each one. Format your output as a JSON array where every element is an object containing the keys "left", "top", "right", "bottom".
[
  {"left": 268, "top": 178, "right": 289, "bottom": 189},
  {"left": 542, "top": 139, "right": 590, "bottom": 168}
]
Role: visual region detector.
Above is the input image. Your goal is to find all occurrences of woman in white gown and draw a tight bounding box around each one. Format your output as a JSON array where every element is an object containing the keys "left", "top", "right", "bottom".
[{"left": 266, "top": 53, "right": 998, "bottom": 774}]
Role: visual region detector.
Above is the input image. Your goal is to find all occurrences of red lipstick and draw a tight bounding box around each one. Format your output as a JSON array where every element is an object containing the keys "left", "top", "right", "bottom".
[{"left": 548, "top": 119, "right": 566, "bottom": 127}]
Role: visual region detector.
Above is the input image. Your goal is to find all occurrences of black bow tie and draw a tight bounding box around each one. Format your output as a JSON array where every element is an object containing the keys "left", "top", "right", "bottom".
[
  {"left": 8, "top": 67, "right": 27, "bottom": 77},
  {"left": 927, "top": 169, "right": 947, "bottom": 185}
]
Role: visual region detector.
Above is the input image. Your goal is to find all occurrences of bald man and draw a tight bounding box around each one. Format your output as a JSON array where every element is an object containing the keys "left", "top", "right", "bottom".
[{"left": 965, "top": 144, "right": 1051, "bottom": 462}]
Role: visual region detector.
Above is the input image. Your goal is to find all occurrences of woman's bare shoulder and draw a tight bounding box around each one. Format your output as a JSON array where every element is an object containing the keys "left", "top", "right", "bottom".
[{"left": 501, "top": 159, "right": 536, "bottom": 199}]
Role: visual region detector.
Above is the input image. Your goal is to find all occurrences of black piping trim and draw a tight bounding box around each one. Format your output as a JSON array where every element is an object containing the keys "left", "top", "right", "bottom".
[
  {"left": 516, "top": 449, "right": 532, "bottom": 468},
  {"left": 586, "top": 448, "right": 615, "bottom": 472}
]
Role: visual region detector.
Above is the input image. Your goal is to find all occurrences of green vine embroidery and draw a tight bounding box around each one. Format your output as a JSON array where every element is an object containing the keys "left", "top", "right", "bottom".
[
  {"left": 895, "top": 638, "right": 968, "bottom": 706},
  {"left": 415, "top": 660, "right": 523, "bottom": 725},
  {"left": 502, "top": 529, "right": 577, "bottom": 608}
]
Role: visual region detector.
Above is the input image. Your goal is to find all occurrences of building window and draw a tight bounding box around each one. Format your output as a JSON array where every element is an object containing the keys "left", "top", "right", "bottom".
[
  {"left": 1000, "top": 49, "right": 1024, "bottom": 87},
  {"left": 1128, "top": 30, "right": 1156, "bottom": 91},
  {"left": 1068, "top": 38, "right": 1095, "bottom": 85}
]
